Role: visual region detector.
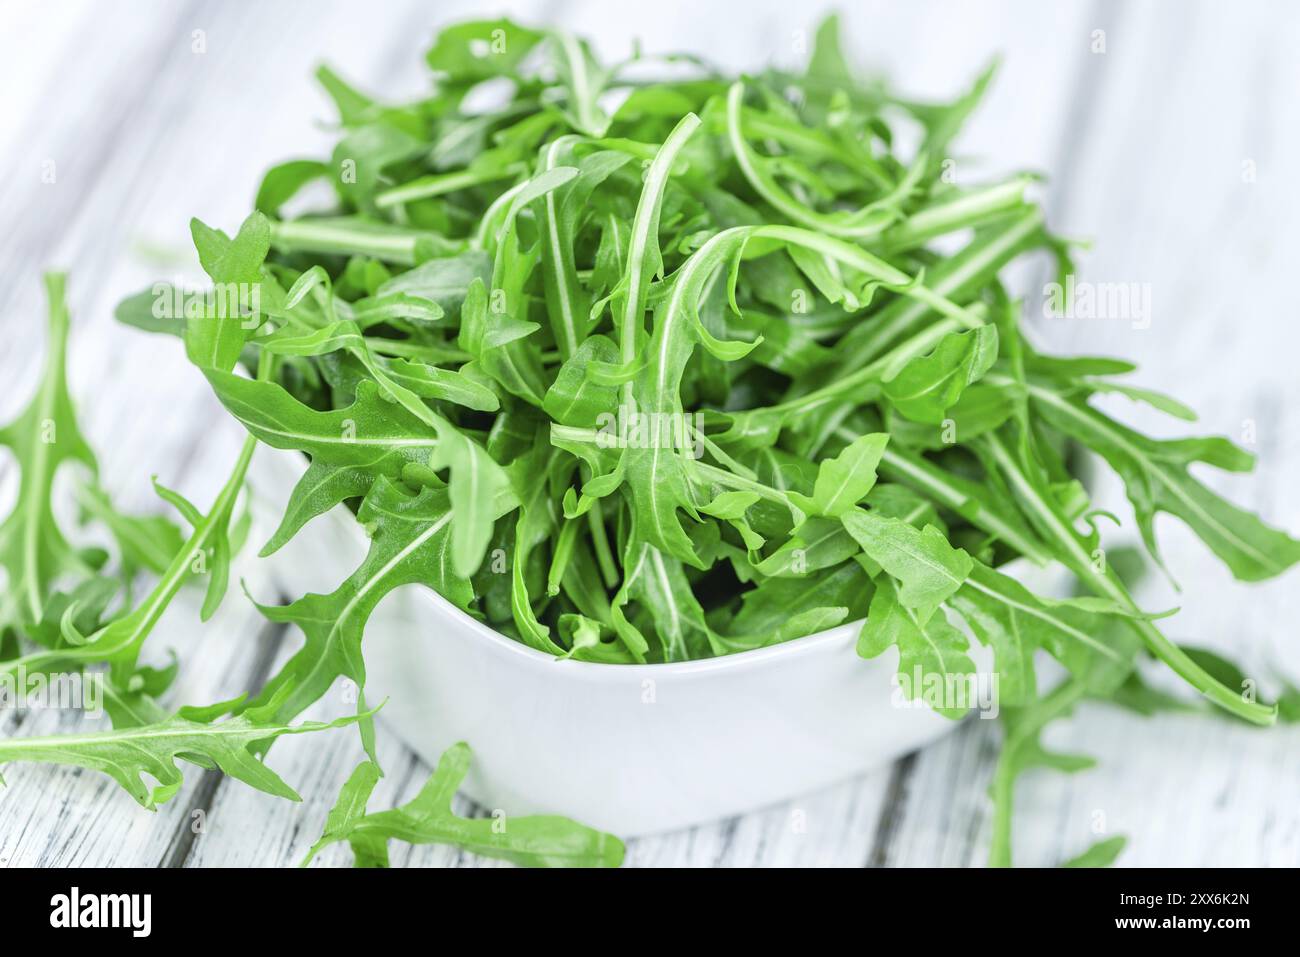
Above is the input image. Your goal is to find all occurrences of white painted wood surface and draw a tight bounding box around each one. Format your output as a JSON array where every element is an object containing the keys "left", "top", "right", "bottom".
[{"left": 1, "top": 0, "right": 1297, "bottom": 867}]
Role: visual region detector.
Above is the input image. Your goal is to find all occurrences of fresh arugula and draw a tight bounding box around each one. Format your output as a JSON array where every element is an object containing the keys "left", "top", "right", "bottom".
[
  {"left": 0, "top": 688, "right": 370, "bottom": 810},
  {"left": 303, "top": 743, "right": 625, "bottom": 868},
  {"left": 0, "top": 274, "right": 98, "bottom": 635},
  {"left": 2, "top": 15, "right": 1296, "bottom": 869}
]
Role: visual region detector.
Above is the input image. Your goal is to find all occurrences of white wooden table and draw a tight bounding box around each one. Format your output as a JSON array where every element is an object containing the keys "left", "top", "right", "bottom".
[{"left": 2, "top": 0, "right": 1298, "bottom": 867}]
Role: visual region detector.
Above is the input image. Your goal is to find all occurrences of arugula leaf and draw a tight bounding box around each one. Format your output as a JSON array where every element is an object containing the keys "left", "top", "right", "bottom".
[
  {"left": 185, "top": 212, "right": 270, "bottom": 372},
  {"left": 788, "top": 432, "right": 888, "bottom": 517},
  {"left": 0, "top": 689, "right": 367, "bottom": 809},
  {"left": 76, "top": 482, "right": 185, "bottom": 578},
  {"left": 610, "top": 542, "right": 714, "bottom": 661},
  {"left": 1, "top": 431, "right": 259, "bottom": 686},
  {"left": 984, "top": 431, "right": 1277, "bottom": 726},
  {"left": 730, "top": 562, "right": 870, "bottom": 639},
  {"left": 305, "top": 744, "right": 624, "bottom": 867},
  {"left": 1062, "top": 836, "right": 1127, "bottom": 868},
  {"left": 987, "top": 611, "right": 1139, "bottom": 868},
  {"left": 883, "top": 325, "right": 998, "bottom": 424},
  {"left": 947, "top": 561, "right": 1135, "bottom": 705},
  {"left": 988, "top": 681, "right": 1097, "bottom": 867},
  {"left": 841, "top": 508, "right": 972, "bottom": 622},
  {"left": 1029, "top": 387, "right": 1300, "bottom": 581},
  {"left": 249, "top": 477, "right": 473, "bottom": 722},
  {"left": 858, "top": 578, "right": 974, "bottom": 719},
  {"left": 425, "top": 19, "right": 544, "bottom": 82},
  {"left": 505, "top": 438, "right": 567, "bottom": 655},
  {"left": 0, "top": 274, "right": 98, "bottom": 634}
]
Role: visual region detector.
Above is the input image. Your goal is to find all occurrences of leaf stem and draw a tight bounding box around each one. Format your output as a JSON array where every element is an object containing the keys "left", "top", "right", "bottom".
[
  {"left": 375, "top": 163, "right": 527, "bottom": 209},
  {"left": 879, "top": 179, "right": 1030, "bottom": 252},
  {"left": 988, "top": 678, "right": 1086, "bottom": 867},
  {"left": 269, "top": 219, "right": 436, "bottom": 266},
  {"left": 620, "top": 113, "right": 701, "bottom": 369}
]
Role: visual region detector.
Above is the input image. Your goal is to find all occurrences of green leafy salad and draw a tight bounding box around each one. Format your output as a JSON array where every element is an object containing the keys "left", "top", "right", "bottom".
[{"left": 1, "top": 16, "right": 1297, "bottom": 868}]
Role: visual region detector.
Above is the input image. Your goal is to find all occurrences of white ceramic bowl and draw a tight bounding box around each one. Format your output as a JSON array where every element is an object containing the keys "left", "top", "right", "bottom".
[{"left": 250, "top": 448, "right": 987, "bottom": 836}]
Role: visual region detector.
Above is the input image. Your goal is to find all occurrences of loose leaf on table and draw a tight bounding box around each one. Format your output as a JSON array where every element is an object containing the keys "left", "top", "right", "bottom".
[
  {"left": 304, "top": 743, "right": 624, "bottom": 868},
  {"left": 0, "top": 687, "right": 367, "bottom": 810},
  {"left": 1062, "top": 836, "right": 1127, "bottom": 868},
  {"left": 0, "top": 274, "right": 98, "bottom": 634},
  {"left": 76, "top": 482, "right": 185, "bottom": 577},
  {"left": 23, "top": 575, "right": 119, "bottom": 650},
  {"left": 0, "top": 430, "right": 259, "bottom": 685},
  {"left": 988, "top": 677, "right": 1114, "bottom": 868}
]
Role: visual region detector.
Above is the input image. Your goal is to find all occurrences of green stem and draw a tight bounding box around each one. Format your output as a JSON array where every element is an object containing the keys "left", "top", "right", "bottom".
[
  {"left": 269, "top": 219, "right": 434, "bottom": 266},
  {"left": 620, "top": 113, "right": 702, "bottom": 370},
  {"left": 586, "top": 502, "right": 620, "bottom": 590},
  {"left": 988, "top": 679, "right": 1086, "bottom": 868},
  {"left": 831, "top": 206, "right": 1043, "bottom": 373},
  {"left": 375, "top": 163, "right": 527, "bottom": 209},
  {"left": 692, "top": 461, "right": 799, "bottom": 514},
  {"left": 0, "top": 430, "right": 258, "bottom": 683},
  {"left": 870, "top": 443, "right": 1052, "bottom": 565},
  {"left": 742, "top": 109, "right": 893, "bottom": 190},
  {"left": 879, "top": 179, "right": 1030, "bottom": 252},
  {"left": 1, "top": 355, "right": 272, "bottom": 683}
]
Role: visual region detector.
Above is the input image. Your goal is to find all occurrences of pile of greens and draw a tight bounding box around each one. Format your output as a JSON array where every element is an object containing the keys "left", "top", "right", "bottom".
[{"left": 2, "top": 16, "right": 1297, "bottom": 867}]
